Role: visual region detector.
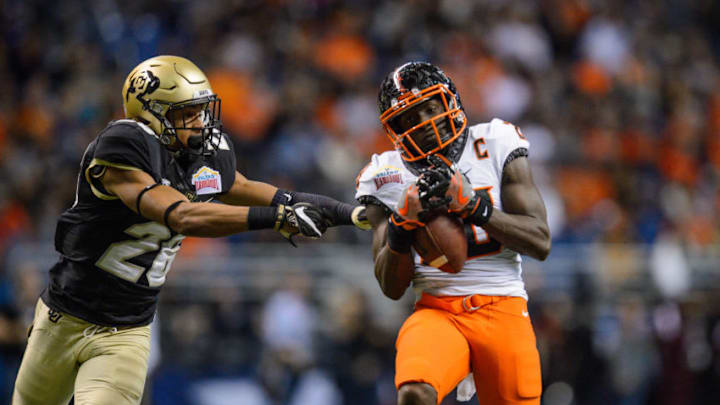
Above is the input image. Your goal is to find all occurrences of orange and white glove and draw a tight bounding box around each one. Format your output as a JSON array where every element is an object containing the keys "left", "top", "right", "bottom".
[
  {"left": 393, "top": 183, "right": 426, "bottom": 230},
  {"left": 446, "top": 171, "right": 493, "bottom": 225},
  {"left": 444, "top": 167, "right": 475, "bottom": 214},
  {"left": 385, "top": 183, "right": 430, "bottom": 254}
]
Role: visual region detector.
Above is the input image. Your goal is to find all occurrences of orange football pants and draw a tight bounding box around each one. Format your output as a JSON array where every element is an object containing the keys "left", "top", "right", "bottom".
[{"left": 395, "top": 293, "right": 542, "bottom": 405}]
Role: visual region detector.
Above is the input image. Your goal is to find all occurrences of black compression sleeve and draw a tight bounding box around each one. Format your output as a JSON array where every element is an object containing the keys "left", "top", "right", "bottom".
[
  {"left": 248, "top": 207, "right": 281, "bottom": 230},
  {"left": 272, "top": 189, "right": 355, "bottom": 226}
]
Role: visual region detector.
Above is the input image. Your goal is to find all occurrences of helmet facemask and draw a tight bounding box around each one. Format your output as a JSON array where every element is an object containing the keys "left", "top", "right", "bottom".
[
  {"left": 380, "top": 83, "right": 466, "bottom": 163},
  {"left": 378, "top": 62, "right": 469, "bottom": 173},
  {"left": 159, "top": 95, "right": 223, "bottom": 157}
]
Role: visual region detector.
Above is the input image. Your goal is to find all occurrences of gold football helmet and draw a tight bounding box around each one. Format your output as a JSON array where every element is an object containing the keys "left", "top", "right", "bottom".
[{"left": 122, "top": 55, "right": 221, "bottom": 153}]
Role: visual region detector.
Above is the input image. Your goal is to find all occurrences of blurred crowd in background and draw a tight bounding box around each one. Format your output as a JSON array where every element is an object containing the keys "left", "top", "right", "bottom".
[{"left": 2, "top": 0, "right": 720, "bottom": 404}]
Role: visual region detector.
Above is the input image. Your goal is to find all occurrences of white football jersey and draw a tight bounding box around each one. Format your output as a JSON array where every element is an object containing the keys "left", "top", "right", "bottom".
[{"left": 356, "top": 118, "right": 531, "bottom": 299}]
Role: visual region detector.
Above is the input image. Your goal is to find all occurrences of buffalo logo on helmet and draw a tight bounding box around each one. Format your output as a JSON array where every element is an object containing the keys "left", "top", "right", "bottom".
[{"left": 125, "top": 70, "right": 160, "bottom": 104}]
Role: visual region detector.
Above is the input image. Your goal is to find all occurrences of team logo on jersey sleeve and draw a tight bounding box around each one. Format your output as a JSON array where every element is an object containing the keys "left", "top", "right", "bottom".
[
  {"left": 192, "top": 166, "right": 222, "bottom": 195},
  {"left": 372, "top": 166, "right": 404, "bottom": 190}
]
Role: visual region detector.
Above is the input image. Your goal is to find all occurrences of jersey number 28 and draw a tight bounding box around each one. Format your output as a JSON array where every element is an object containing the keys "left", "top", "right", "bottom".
[{"left": 96, "top": 222, "right": 184, "bottom": 287}]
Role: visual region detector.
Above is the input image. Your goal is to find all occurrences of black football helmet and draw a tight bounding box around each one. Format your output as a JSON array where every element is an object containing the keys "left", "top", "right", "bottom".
[{"left": 378, "top": 62, "right": 468, "bottom": 172}]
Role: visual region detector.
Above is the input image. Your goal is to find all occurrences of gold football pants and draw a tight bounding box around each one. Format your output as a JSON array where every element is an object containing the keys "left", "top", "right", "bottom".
[{"left": 12, "top": 298, "right": 151, "bottom": 405}]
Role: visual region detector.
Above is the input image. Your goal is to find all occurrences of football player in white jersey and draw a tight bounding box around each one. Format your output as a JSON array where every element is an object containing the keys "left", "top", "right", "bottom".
[{"left": 355, "top": 62, "right": 550, "bottom": 405}]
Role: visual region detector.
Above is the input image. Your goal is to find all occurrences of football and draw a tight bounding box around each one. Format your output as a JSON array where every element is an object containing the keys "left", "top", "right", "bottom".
[{"left": 413, "top": 214, "right": 468, "bottom": 273}]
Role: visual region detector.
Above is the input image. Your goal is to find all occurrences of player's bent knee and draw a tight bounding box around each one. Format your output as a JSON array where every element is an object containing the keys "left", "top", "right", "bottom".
[{"left": 398, "top": 382, "right": 437, "bottom": 405}]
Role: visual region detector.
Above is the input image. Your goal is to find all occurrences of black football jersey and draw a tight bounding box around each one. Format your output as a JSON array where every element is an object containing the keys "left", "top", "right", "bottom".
[{"left": 41, "top": 120, "right": 236, "bottom": 326}]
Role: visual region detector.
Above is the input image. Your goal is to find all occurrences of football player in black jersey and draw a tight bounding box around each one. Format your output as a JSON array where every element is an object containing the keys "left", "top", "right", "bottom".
[{"left": 12, "top": 55, "right": 369, "bottom": 405}]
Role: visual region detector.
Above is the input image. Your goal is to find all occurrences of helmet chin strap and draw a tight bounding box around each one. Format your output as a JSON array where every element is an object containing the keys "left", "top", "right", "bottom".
[{"left": 144, "top": 101, "right": 177, "bottom": 146}]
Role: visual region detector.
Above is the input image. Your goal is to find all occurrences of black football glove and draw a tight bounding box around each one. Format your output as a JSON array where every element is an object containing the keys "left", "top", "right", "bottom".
[
  {"left": 275, "top": 203, "right": 330, "bottom": 247},
  {"left": 416, "top": 166, "right": 452, "bottom": 211},
  {"left": 418, "top": 155, "right": 493, "bottom": 225}
]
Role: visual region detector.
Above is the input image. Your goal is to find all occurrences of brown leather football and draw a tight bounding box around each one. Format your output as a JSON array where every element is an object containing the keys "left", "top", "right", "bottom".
[{"left": 413, "top": 214, "right": 468, "bottom": 273}]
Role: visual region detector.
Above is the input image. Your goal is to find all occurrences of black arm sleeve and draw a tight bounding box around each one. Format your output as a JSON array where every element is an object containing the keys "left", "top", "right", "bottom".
[{"left": 271, "top": 189, "right": 355, "bottom": 226}]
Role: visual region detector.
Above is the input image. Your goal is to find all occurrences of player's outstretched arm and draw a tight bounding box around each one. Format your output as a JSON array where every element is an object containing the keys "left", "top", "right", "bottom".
[
  {"left": 215, "top": 171, "right": 279, "bottom": 206},
  {"left": 482, "top": 157, "right": 551, "bottom": 260},
  {"left": 101, "top": 167, "right": 326, "bottom": 238},
  {"left": 367, "top": 204, "right": 415, "bottom": 300},
  {"left": 218, "top": 171, "right": 370, "bottom": 230}
]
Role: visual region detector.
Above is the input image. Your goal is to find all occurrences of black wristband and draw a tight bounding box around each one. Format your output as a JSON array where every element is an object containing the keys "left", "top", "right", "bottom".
[
  {"left": 386, "top": 215, "right": 413, "bottom": 254},
  {"left": 248, "top": 206, "right": 280, "bottom": 230},
  {"left": 271, "top": 189, "right": 293, "bottom": 206},
  {"left": 467, "top": 195, "right": 493, "bottom": 226},
  {"left": 135, "top": 183, "right": 160, "bottom": 216},
  {"left": 163, "top": 200, "right": 184, "bottom": 232},
  {"left": 273, "top": 189, "right": 354, "bottom": 226}
]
